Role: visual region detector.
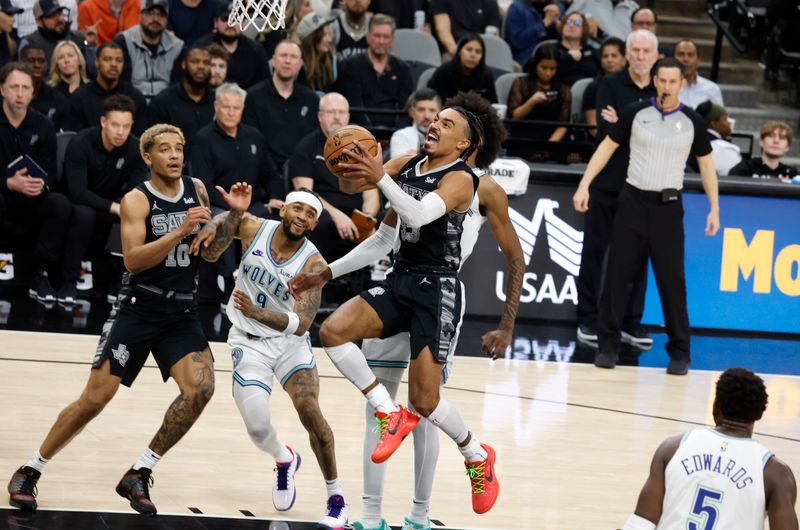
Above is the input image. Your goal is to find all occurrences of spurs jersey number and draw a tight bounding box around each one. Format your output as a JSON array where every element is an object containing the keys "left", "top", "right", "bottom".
[{"left": 165, "top": 243, "right": 191, "bottom": 268}]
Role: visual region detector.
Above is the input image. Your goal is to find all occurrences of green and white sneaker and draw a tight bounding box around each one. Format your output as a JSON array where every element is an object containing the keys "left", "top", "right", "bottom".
[
  {"left": 401, "top": 516, "right": 431, "bottom": 530},
  {"left": 352, "top": 519, "right": 390, "bottom": 530}
]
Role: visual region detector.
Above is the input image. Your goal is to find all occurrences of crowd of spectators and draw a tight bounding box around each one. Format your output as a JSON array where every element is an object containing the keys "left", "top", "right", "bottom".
[{"left": 0, "top": 0, "right": 797, "bottom": 309}]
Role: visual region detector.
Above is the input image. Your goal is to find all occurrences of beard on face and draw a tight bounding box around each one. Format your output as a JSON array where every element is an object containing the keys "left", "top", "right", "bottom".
[
  {"left": 281, "top": 217, "right": 308, "bottom": 241},
  {"left": 219, "top": 32, "right": 239, "bottom": 44},
  {"left": 184, "top": 68, "right": 209, "bottom": 89}
]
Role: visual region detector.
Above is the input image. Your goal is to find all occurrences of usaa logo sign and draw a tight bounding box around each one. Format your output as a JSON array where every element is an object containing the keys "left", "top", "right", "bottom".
[{"left": 720, "top": 228, "right": 800, "bottom": 296}]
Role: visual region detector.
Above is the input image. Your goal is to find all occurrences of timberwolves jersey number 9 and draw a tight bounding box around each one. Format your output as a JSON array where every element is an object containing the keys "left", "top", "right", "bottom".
[
  {"left": 131, "top": 176, "right": 202, "bottom": 294},
  {"left": 658, "top": 428, "right": 772, "bottom": 530},
  {"left": 394, "top": 154, "right": 478, "bottom": 274}
]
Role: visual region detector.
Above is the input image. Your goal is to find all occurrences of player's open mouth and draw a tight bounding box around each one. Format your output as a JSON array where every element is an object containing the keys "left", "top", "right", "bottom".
[
  {"left": 168, "top": 163, "right": 181, "bottom": 171},
  {"left": 424, "top": 131, "right": 439, "bottom": 147},
  {"left": 292, "top": 221, "right": 305, "bottom": 230}
]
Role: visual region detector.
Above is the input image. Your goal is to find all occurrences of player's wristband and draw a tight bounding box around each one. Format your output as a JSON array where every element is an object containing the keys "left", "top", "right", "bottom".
[
  {"left": 622, "top": 514, "right": 656, "bottom": 530},
  {"left": 283, "top": 312, "right": 300, "bottom": 335}
]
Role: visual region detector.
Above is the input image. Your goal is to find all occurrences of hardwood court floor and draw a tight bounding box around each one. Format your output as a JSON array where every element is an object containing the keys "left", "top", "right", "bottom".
[{"left": 0, "top": 330, "right": 798, "bottom": 529}]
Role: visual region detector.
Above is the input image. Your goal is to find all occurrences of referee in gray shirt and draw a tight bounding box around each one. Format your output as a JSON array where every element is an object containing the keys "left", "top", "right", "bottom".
[{"left": 573, "top": 57, "right": 720, "bottom": 375}]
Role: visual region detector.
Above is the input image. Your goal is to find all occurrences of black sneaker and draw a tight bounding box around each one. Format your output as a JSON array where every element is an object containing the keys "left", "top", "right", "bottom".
[
  {"left": 8, "top": 466, "right": 40, "bottom": 511},
  {"left": 621, "top": 324, "right": 653, "bottom": 347},
  {"left": 577, "top": 322, "right": 598, "bottom": 342},
  {"left": 29, "top": 273, "right": 56, "bottom": 303},
  {"left": 115, "top": 467, "right": 157, "bottom": 516},
  {"left": 666, "top": 358, "right": 690, "bottom": 376},
  {"left": 57, "top": 282, "right": 78, "bottom": 305},
  {"left": 594, "top": 351, "right": 617, "bottom": 369}
]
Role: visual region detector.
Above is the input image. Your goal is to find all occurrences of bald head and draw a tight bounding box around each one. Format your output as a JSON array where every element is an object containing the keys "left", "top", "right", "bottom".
[{"left": 318, "top": 92, "right": 350, "bottom": 136}]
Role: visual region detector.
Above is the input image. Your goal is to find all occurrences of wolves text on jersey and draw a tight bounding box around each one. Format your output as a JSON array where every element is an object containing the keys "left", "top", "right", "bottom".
[{"left": 242, "top": 263, "right": 292, "bottom": 303}]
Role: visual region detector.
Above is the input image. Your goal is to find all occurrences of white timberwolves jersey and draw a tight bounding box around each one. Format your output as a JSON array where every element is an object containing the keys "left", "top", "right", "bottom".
[
  {"left": 459, "top": 168, "right": 488, "bottom": 268},
  {"left": 227, "top": 220, "right": 320, "bottom": 338},
  {"left": 657, "top": 428, "right": 772, "bottom": 530}
]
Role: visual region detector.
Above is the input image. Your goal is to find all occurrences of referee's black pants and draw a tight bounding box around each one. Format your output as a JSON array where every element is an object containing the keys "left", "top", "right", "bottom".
[
  {"left": 598, "top": 185, "right": 690, "bottom": 361},
  {"left": 576, "top": 188, "right": 647, "bottom": 327}
]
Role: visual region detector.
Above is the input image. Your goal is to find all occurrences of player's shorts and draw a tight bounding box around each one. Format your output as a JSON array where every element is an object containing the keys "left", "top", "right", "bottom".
[
  {"left": 92, "top": 287, "right": 209, "bottom": 387},
  {"left": 362, "top": 281, "right": 466, "bottom": 384},
  {"left": 359, "top": 272, "right": 462, "bottom": 365},
  {"left": 228, "top": 326, "right": 316, "bottom": 394}
]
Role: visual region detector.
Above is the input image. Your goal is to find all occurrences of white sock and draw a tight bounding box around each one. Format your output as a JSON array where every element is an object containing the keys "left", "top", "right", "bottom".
[
  {"left": 325, "top": 478, "right": 343, "bottom": 498},
  {"left": 366, "top": 385, "right": 398, "bottom": 414},
  {"left": 25, "top": 450, "right": 50, "bottom": 473},
  {"left": 133, "top": 448, "right": 161, "bottom": 470},
  {"left": 276, "top": 445, "right": 294, "bottom": 463},
  {"left": 360, "top": 495, "right": 383, "bottom": 527},
  {"left": 324, "top": 342, "right": 379, "bottom": 391},
  {"left": 410, "top": 499, "right": 429, "bottom": 523},
  {"left": 426, "top": 398, "right": 468, "bottom": 443},
  {"left": 410, "top": 403, "right": 438, "bottom": 520},
  {"left": 458, "top": 435, "right": 488, "bottom": 463}
]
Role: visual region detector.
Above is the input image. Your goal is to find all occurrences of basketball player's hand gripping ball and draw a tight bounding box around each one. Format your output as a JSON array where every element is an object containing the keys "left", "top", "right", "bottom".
[{"left": 339, "top": 139, "right": 385, "bottom": 184}]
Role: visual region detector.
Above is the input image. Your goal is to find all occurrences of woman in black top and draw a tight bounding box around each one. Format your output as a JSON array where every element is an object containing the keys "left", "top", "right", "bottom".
[
  {"left": 508, "top": 42, "right": 571, "bottom": 142},
  {"left": 427, "top": 33, "right": 497, "bottom": 103},
  {"left": 558, "top": 11, "right": 599, "bottom": 86},
  {"left": 48, "top": 40, "right": 89, "bottom": 96}
]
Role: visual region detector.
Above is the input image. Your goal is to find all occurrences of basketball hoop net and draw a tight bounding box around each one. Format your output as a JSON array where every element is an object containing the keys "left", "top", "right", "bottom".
[{"left": 227, "top": 0, "right": 288, "bottom": 32}]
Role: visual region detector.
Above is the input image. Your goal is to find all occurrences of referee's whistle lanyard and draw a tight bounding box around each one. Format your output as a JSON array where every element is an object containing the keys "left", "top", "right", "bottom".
[{"left": 652, "top": 95, "right": 682, "bottom": 120}]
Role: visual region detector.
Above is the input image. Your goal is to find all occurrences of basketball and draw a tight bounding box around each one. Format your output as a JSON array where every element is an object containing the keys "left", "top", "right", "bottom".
[{"left": 323, "top": 125, "right": 379, "bottom": 180}]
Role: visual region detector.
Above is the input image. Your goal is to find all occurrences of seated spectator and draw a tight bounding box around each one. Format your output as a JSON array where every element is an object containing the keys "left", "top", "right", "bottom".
[
  {"left": 289, "top": 92, "right": 380, "bottom": 262},
  {"left": 298, "top": 11, "right": 337, "bottom": 94},
  {"left": 147, "top": 44, "right": 214, "bottom": 156},
  {"left": 20, "top": 43, "right": 69, "bottom": 130},
  {"left": 0, "top": 62, "right": 91, "bottom": 304},
  {"left": 63, "top": 94, "right": 145, "bottom": 300},
  {"left": 207, "top": 41, "right": 228, "bottom": 88},
  {"left": 630, "top": 7, "right": 673, "bottom": 58},
  {"left": 190, "top": 82, "right": 281, "bottom": 305},
  {"left": 336, "top": 14, "right": 412, "bottom": 128},
  {"left": 567, "top": 0, "right": 636, "bottom": 40},
  {"left": 48, "top": 40, "right": 88, "bottom": 95},
  {"left": 508, "top": 42, "right": 571, "bottom": 142},
  {"left": 167, "top": 0, "right": 217, "bottom": 46},
  {"left": 258, "top": 0, "right": 312, "bottom": 59},
  {"left": 430, "top": 0, "right": 501, "bottom": 56},
  {"left": 0, "top": 0, "right": 22, "bottom": 66},
  {"left": 332, "top": 0, "right": 371, "bottom": 61},
  {"left": 694, "top": 100, "right": 741, "bottom": 176},
  {"left": 674, "top": 39, "right": 723, "bottom": 108},
  {"left": 582, "top": 36, "right": 626, "bottom": 136},
  {"left": 427, "top": 33, "right": 497, "bottom": 103},
  {"left": 729, "top": 121, "right": 799, "bottom": 180},
  {"left": 69, "top": 41, "right": 148, "bottom": 134},
  {"left": 558, "top": 11, "right": 599, "bottom": 86},
  {"left": 195, "top": 1, "right": 270, "bottom": 89},
  {"left": 505, "top": 0, "right": 560, "bottom": 67},
  {"left": 78, "top": 0, "right": 140, "bottom": 46},
  {"left": 243, "top": 39, "right": 319, "bottom": 171},
  {"left": 114, "top": 0, "right": 183, "bottom": 100},
  {"left": 390, "top": 88, "right": 440, "bottom": 157},
  {"left": 371, "top": 0, "right": 428, "bottom": 30},
  {"left": 20, "top": 0, "right": 95, "bottom": 65}
]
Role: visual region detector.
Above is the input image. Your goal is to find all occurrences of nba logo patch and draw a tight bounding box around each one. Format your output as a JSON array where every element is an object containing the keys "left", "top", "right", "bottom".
[
  {"left": 367, "top": 286, "right": 385, "bottom": 297},
  {"left": 231, "top": 347, "right": 244, "bottom": 368}
]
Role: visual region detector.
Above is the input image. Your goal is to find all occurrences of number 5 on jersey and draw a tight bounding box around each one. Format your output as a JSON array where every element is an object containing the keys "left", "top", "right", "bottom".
[{"left": 688, "top": 486, "right": 724, "bottom": 530}]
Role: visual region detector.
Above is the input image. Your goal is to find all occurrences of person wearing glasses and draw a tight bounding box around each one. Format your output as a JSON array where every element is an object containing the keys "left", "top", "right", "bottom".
[
  {"left": 558, "top": 11, "right": 599, "bottom": 86},
  {"left": 630, "top": 7, "right": 673, "bottom": 58}
]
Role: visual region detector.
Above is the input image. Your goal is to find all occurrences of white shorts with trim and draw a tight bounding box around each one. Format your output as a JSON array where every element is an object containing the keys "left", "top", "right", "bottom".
[
  {"left": 228, "top": 326, "right": 315, "bottom": 394},
  {"left": 361, "top": 280, "right": 466, "bottom": 384}
]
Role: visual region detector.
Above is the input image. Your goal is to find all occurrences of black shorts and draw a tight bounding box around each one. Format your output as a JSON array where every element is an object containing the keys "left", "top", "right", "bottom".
[
  {"left": 92, "top": 289, "right": 210, "bottom": 387},
  {"left": 360, "top": 272, "right": 462, "bottom": 363}
]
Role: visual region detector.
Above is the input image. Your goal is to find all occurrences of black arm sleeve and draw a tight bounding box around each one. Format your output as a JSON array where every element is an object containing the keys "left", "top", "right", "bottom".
[
  {"left": 594, "top": 75, "right": 615, "bottom": 140},
  {"left": 608, "top": 100, "right": 640, "bottom": 145}
]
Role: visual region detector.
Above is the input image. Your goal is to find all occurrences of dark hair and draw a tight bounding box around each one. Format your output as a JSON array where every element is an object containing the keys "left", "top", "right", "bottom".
[
  {"left": 525, "top": 42, "right": 561, "bottom": 84},
  {"left": 631, "top": 7, "right": 658, "bottom": 23},
  {"left": 206, "top": 42, "right": 230, "bottom": 63},
  {"left": 103, "top": 93, "right": 136, "bottom": 117},
  {"left": 97, "top": 41, "right": 124, "bottom": 59},
  {"left": 601, "top": 37, "right": 625, "bottom": 57},
  {"left": 715, "top": 368, "right": 768, "bottom": 424},
  {"left": 674, "top": 38, "right": 699, "bottom": 58},
  {"left": 654, "top": 57, "right": 685, "bottom": 77},
  {"left": 452, "top": 33, "right": 489, "bottom": 76},
  {"left": 445, "top": 91, "right": 508, "bottom": 169},
  {"left": 20, "top": 43, "right": 46, "bottom": 55},
  {"left": 408, "top": 88, "right": 441, "bottom": 108},
  {"left": 295, "top": 186, "right": 321, "bottom": 200},
  {"left": 184, "top": 43, "right": 212, "bottom": 59},
  {"left": 0, "top": 61, "right": 33, "bottom": 84}
]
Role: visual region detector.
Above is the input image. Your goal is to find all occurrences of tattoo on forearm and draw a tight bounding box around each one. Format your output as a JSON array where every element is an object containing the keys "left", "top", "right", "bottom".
[
  {"left": 202, "top": 210, "right": 243, "bottom": 262},
  {"left": 253, "top": 308, "right": 290, "bottom": 331},
  {"left": 149, "top": 352, "right": 214, "bottom": 455},
  {"left": 289, "top": 369, "right": 337, "bottom": 479},
  {"left": 295, "top": 259, "right": 324, "bottom": 331},
  {"left": 195, "top": 181, "right": 210, "bottom": 208},
  {"left": 500, "top": 256, "right": 524, "bottom": 331}
]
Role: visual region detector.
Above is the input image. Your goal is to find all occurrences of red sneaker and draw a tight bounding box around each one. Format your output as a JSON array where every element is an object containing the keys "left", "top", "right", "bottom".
[
  {"left": 370, "top": 405, "right": 420, "bottom": 464},
  {"left": 465, "top": 443, "right": 499, "bottom": 514}
]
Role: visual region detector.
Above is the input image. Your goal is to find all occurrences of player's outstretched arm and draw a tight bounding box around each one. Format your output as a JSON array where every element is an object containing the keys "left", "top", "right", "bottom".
[
  {"left": 623, "top": 435, "right": 681, "bottom": 529},
  {"left": 288, "top": 209, "right": 399, "bottom": 298},
  {"left": 337, "top": 152, "right": 415, "bottom": 194},
  {"left": 765, "top": 455, "right": 799, "bottom": 530},
  {"left": 291, "top": 254, "right": 328, "bottom": 335},
  {"left": 480, "top": 177, "right": 524, "bottom": 359},
  {"left": 194, "top": 183, "right": 259, "bottom": 261},
  {"left": 121, "top": 189, "right": 210, "bottom": 275}
]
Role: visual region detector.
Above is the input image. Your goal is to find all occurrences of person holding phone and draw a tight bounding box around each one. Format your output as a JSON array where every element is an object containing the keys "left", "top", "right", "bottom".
[{"left": 508, "top": 42, "right": 571, "bottom": 143}]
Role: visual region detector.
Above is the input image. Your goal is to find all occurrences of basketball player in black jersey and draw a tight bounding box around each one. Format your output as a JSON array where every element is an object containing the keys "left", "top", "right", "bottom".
[
  {"left": 8, "top": 124, "right": 215, "bottom": 517},
  {"left": 289, "top": 107, "right": 500, "bottom": 515}
]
